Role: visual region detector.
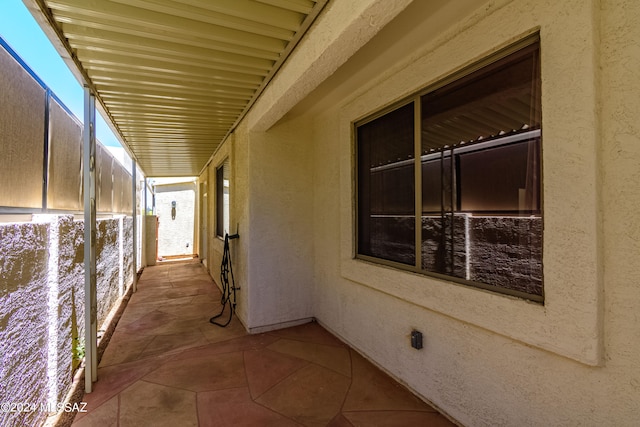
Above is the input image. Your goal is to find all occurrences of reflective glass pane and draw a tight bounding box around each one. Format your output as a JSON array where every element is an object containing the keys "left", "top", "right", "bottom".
[
  {"left": 420, "top": 42, "right": 542, "bottom": 296},
  {"left": 357, "top": 103, "right": 415, "bottom": 265}
]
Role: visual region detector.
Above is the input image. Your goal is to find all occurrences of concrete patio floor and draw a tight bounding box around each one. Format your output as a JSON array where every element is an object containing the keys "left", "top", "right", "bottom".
[{"left": 71, "top": 259, "right": 455, "bottom": 427}]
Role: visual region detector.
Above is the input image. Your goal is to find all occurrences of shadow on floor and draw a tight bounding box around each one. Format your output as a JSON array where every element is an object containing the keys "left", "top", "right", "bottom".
[{"left": 72, "top": 260, "right": 455, "bottom": 427}]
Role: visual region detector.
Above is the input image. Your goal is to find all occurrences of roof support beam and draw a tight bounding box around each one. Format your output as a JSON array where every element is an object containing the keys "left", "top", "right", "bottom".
[{"left": 28, "top": 0, "right": 328, "bottom": 176}]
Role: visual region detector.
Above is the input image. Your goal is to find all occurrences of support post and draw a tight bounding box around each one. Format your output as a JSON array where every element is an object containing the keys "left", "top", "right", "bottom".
[
  {"left": 143, "top": 177, "right": 148, "bottom": 267},
  {"left": 144, "top": 178, "right": 148, "bottom": 216},
  {"left": 83, "top": 86, "right": 97, "bottom": 393},
  {"left": 132, "top": 158, "right": 138, "bottom": 292}
]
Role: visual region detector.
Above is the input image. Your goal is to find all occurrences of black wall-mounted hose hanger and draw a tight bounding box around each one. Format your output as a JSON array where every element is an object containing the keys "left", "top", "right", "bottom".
[{"left": 210, "top": 231, "right": 239, "bottom": 327}]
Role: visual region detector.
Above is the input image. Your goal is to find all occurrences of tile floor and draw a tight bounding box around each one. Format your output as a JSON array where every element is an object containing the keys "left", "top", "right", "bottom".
[{"left": 72, "top": 260, "right": 456, "bottom": 427}]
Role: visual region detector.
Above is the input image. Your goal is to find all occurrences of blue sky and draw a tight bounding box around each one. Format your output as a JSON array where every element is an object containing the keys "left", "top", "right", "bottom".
[{"left": 0, "top": 1, "right": 122, "bottom": 148}]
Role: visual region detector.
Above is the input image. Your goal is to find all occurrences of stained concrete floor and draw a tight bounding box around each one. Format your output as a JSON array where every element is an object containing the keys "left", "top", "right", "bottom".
[{"left": 72, "top": 260, "right": 455, "bottom": 427}]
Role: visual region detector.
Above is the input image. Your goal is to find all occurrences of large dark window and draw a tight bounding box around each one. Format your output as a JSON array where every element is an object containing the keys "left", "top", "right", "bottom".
[
  {"left": 216, "top": 159, "right": 229, "bottom": 238},
  {"left": 357, "top": 37, "right": 543, "bottom": 300}
]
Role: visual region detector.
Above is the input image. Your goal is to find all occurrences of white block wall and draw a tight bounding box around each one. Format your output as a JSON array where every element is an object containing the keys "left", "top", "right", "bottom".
[{"left": 0, "top": 215, "right": 133, "bottom": 427}]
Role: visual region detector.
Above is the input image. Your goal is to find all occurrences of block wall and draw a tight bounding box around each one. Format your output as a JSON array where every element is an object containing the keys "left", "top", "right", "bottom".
[{"left": 0, "top": 215, "right": 133, "bottom": 427}]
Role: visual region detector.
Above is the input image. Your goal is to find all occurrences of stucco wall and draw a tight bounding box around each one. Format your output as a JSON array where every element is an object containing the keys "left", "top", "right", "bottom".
[
  {"left": 0, "top": 215, "right": 133, "bottom": 427},
  {"left": 155, "top": 184, "right": 195, "bottom": 257},
  {"left": 599, "top": 0, "right": 640, "bottom": 421},
  {"left": 219, "top": 0, "right": 640, "bottom": 425},
  {"left": 207, "top": 0, "right": 415, "bottom": 334},
  {"left": 197, "top": 0, "right": 640, "bottom": 424},
  {"left": 304, "top": 0, "right": 638, "bottom": 425},
  {"left": 204, "top": 132, "right": 250, "bottom": 326},
  {"left": 244, "top": 120, "right": 315, "bottom": 331}
]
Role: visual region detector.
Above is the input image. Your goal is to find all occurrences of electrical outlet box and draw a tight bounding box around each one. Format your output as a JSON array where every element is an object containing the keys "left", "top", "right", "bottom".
[{"left": 411, "top": 330, "right": 423, "bottom": 350}]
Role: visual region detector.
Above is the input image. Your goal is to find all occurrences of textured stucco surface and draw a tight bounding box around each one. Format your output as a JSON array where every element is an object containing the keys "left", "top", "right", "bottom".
[
  {"left": 0, "top": 216, "right": 133, "bottom": 427},
  {"left": 313, "top": 0, "right": 637, "bottom": 424},
  {"left": 336, "top": 0, "right": 601, "bottom": 364},
  {"left": 249, "top": 0, "right": 413, "bottom": 133},
  {"left": 215, "top": 0, "right": 415, "bottom": 333},
  {"left": 144, "top": 215, "right": 158, "bottom": 265},
  {"left": 244, "top": 120, "right": 315, "bottom": 330},
  {"left": 33, "top": 215, "right": 84, "bottom": 410},
  {"left": 205, "top": 131, "right": 250, "bottom": 326},
  {"left": 155, "top": 185, "right": 195, "bottom": 257},
  {"left": 57, "top": 217, "right": 85, "bottom": 380},
  {"left": 0, "top": 222, "right": 49, "bottom": 427},
  {"left": 96, "top": 219, "right": 120, "bottom": 327},
  {"left": 122, "top": 217, "right": 134, "bottom": 289},
  {"left": 200, "top": 0, "right": 640, "bottom": 425},
  {"left": 599, "top": 0, "right": 640, "bottom": 420}
]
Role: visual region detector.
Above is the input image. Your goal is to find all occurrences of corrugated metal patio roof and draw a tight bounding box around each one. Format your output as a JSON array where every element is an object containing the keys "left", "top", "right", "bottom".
[{"left": 24, "top": 0, "right": 327, "bottom": 177}]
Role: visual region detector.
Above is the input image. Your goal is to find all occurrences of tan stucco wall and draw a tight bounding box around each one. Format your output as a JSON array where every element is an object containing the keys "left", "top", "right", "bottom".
[
  {"left": 200, "top": 0, "right": 640, "bottom": 424},
  {"left": 155, "top": 183, "right": 196, "bottom": 257},
  {"left": 306, "top": 0, "right": 637, "bottom": 424},
  {"left": 599, "top": 0, "right": 640, "bottom": 415},
  {"left": 339, "top": 0, "right": 602, "bottom": 364},
  {"left": 208, "top": 0, "right": 416, "bottom": 333},
  {"left": 244, "top": 120, "right": 315, "bottom": 331},
  {"left": 201, "top": 133, "right": 251, "bottom": 325}
]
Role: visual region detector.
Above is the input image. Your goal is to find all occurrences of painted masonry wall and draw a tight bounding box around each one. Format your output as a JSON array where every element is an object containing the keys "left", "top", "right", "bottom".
[
  {"left": 155, "top": 183, "right": 196, "bottom": 257},
  {"left": 201, "top": 131, "right": 253, "bottom": 327},
  {"left": 205, "top": 102, "right": 316, "bottom": 332},
  {"left": 243, "top": 121, "right": 315, "bottom": 331},
  {"left": 203, "top": 0, "right": 640, "bottom": 425},
  {"left": 209, "top": 0, "right": 415, "bottom": 334},
  {"left": 312, "top": 0, "right": 637, "bottom": 425},
  {"left": 0, "top": 216, "right": 133, "bottom": 427}
]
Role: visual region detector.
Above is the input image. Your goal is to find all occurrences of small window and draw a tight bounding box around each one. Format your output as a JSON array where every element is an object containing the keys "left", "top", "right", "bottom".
[
  {"left": 356, "top": 36, "right": 542, "bottom": 300},
  {"left": 216, "top": 159, "right": 230, "bottom": 238}
]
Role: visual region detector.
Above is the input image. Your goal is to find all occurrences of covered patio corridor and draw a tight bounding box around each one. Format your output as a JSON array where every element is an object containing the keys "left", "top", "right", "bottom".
[
  {"left": 5, "top": 0, "right": 639, "bottom": 425},
  {"left": 70, "top": 260, "right": 455, "bottom": 427}
]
